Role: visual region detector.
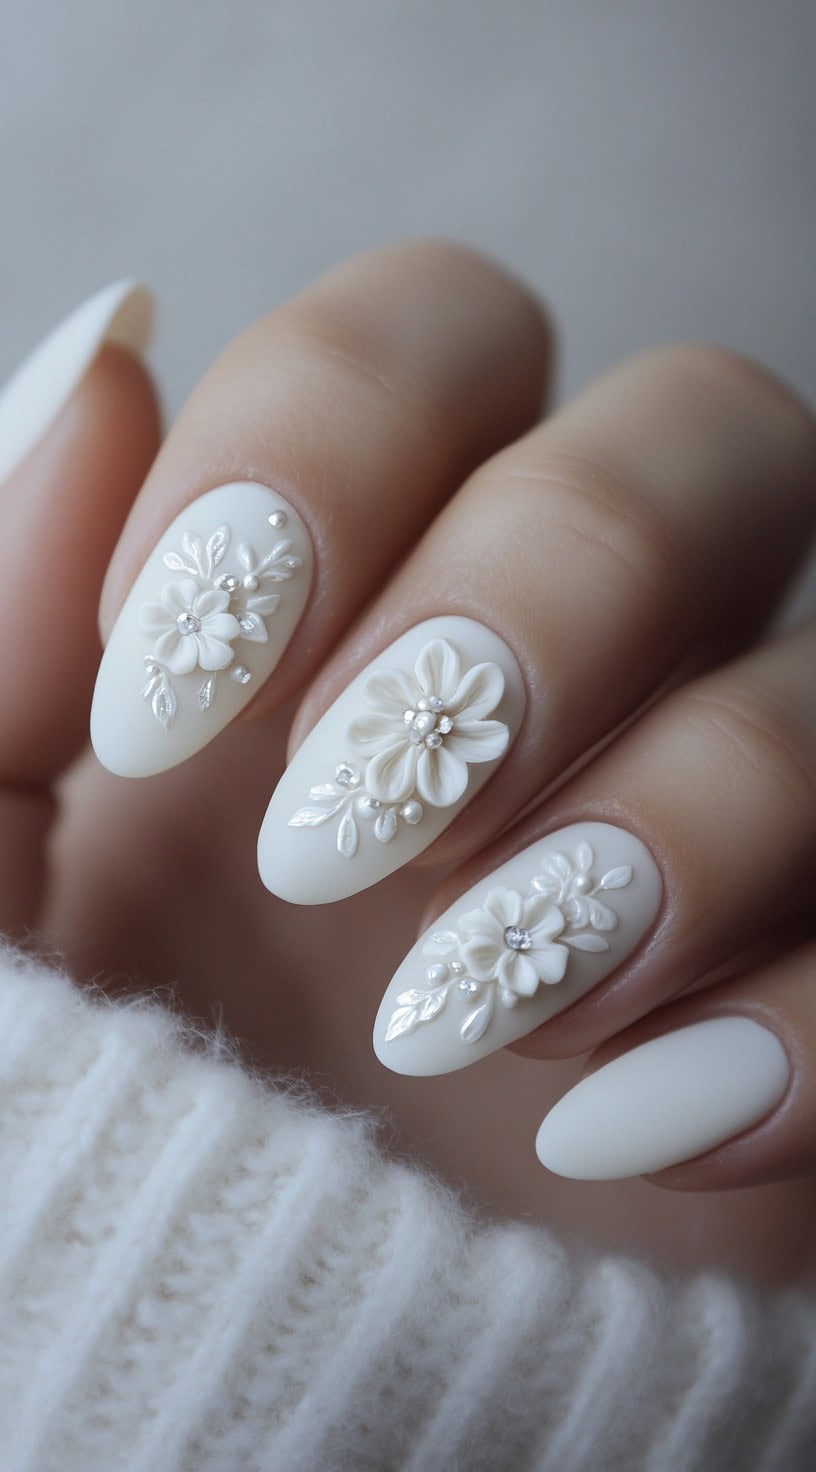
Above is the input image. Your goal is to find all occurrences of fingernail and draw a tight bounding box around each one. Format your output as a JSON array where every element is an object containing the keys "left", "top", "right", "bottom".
[
  {"left": 535, "top": 1016, "right": 789, "bottom": 1180},
  {"left": 373, "top": 821, "right": 661, "bottom": 1074},
  {"left": 258, "top": 617, "right": 525, "bottom": 904},
  {"left": 90, "top": 482, "right": 313, "bottom": 777},
  {"left": 0, "top": 280, "right": 153, "bottom": 485}
]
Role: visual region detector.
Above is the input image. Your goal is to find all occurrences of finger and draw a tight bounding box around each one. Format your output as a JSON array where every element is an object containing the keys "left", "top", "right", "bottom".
[
  {"left": 90, "top": 241, "right": 550, "bottom": 778},
  {"left": 260, "top": 346, "right": 816, "bottom": 904},
  {"left": 372, "top": 620, "right": 815, "bottom": 1075},
  {"left": 0, "top": 284, "right": 159, "bottom": 932},
  {"left": 534, "top": 942, "right": 815, "bottom": 1189}
]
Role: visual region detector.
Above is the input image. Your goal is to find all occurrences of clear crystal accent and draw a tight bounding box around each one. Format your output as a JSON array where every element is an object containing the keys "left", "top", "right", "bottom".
[
  {"left": 438, "top": 715, "right": 453, "bottom": 734},
  {"left": 238, "top": 615, "right": 255, "bottom": 633},
  {"left": 425, "top": 962, "right": 448, "bottom": 985},
  {"left": 428, "top": 695, "right": 444, "bottom": 712},
  {"left": 357, "top": 794, "right": 381, "bottom": 816},
  {"left": 334, "top": 762, "right": 360, "bottom": 788},
  {"left": 504, "top": 925, "right": 532, "bottom": 951},
  {"left": 177, "top": 613, "right": 201, "bottom": 636},
  {"left": 458, "top": 978, "right": 481, "bottom": 998},
  {"left": 425, "top": 731, "right": 443, "bottom": 749},
  {"left": 217, "top": 573, "right": 239, "bottom": 593},
  {"left": 232, "top": 665, "right": 251, "bottom": 684},
  {"left": 267, "top": 510, "right": 288, "bottom": 528}
]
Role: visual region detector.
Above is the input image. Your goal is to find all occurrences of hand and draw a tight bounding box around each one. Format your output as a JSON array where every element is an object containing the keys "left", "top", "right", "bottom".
[{"left": 3, "top": 244, "right": 814, "bottom": 1287}]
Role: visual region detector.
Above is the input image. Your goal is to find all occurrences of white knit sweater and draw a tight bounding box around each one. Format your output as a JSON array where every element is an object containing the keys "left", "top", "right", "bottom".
[{"left": 0, "top": 944, "right": 813, "bottom": 1471}]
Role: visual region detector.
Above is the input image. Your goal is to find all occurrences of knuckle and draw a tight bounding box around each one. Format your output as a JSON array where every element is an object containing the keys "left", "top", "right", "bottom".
[{"left": 684, "top": 681, "right": 816, "bottom": 814}]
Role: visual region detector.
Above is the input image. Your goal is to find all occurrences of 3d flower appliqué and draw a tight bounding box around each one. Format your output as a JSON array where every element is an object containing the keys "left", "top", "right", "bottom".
[
  {"left": 384, "top": 842, "right": 633, "bottom": 1046},
  {"left": 287, "top": 638, "right": 509, "bottom": 856},
  {"left": 137, "top": 519, "right": 301, "bottom": 730}
]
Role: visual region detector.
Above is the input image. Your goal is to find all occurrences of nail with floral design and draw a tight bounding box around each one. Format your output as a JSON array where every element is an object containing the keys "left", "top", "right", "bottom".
[
  {"left": 373, "top": 821, "right": 662, "bottom": 1075},
  {"left": 257, "top": 616, "right": 526, "bottom": 904},
  {"left": 91, "top": 481, "right": 313, "bottom": 777}
]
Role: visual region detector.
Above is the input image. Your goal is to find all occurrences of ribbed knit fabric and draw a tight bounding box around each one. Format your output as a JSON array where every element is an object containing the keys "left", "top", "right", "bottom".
[{"left": 0, "top": 944, "right": 814, "bottom": 1471}]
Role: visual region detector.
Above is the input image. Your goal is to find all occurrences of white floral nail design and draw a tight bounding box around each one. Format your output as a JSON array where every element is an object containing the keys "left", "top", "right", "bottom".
[
  {"left": 384, "top": 842, "right": 633, "bottom": 1046},
  {"left": 288, "top": 637, "right": 509, "bottom": 856},
  {"left": 136, "top": 520, "right": 302, "bottom": 730}
]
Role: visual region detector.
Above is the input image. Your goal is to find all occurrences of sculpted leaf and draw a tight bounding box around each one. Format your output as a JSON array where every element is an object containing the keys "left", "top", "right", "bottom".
[
  {"left": 384, "top": 1005, "right": 420, "bottom": 1042},
  {"left": 395, "top": 988, "right": 433, "bottom": 1006},
  {"left": 288, "top": 805, "right": 340, "bottom": 828},
  {"left": 459, "top": 998, "right": 494, "bottom": 1045},
  {"left": 162, "top": 551, "right": 196, "bottom": 573},
  {"left": 374, "top": 806, "right": 398, "bottom": 843},
  {"left": 588, "top": 898, "right": 616, "bottom": 931},
  {"left": 152, "top": 679, "right": 176, "bottom": 731},
  {"left": 261, "top": 539, "right": 292, "bottom": 569},
  {"left": 246, "top": 593, "right": 281, "bottom": 617},
  {"left": 599, "top": 866, "right": 633, "bottom": 890},
  {"left": 531, "top": 874, "right": 560, "bottom": 898},
  {"left": 198, "top": 675, "right": 216, "bottom": 711},
  {"left": 564, "top": 896, "right": 588, "bottom": 927},
  {"left": 419, "top": 990, "right": 448, "bottom": 1022},
  {"left": 308, "top": 783, "right": 341, "bottom": 800},
  {"left": 337, "top": 809, "right": 359, "bottom": 857},
  {"left": 141, "top": 673, "right": 161, "bottom": 699},
  {"left": 575, "top": 841, "right": 594, "bottom": 871},
  {"left": 236, "top": 542, "right": 254, "bottom": 571},
  {"left": 564, "top": 932, "right": 609, "bottom": 952},
  {"left": 206, "top": 525, "right": 230, "bottom": 574},
  {"left": 182, "top": 531, "right": 207, "bottom": 577},
  {"left": 238, "top": 612, "right": 268, "bottom": 643},
  {"left": 542, "top": 851, "right": 571, "bottom": 880}
]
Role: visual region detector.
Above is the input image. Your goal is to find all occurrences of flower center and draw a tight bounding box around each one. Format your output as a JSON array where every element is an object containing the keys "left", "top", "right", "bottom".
[
  {"left": 504, "top": 925, "right": 532, "bottom": 952},
  {"left": 177, "top": 612, "right": 202, "bottom": 636},
  {"left": 404, "top": 695, "right": 454, "bottom": 749}
]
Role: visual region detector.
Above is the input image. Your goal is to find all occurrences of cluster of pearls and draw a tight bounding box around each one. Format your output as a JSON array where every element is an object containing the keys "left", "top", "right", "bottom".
[{"left": 403, "top": 694, "right": 454, "bottom": 750}]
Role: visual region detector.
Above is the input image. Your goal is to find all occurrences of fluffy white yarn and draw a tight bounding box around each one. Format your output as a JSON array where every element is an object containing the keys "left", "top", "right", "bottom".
[{"left": 0, "top": 943, "right": 813, "bottom": 1471}]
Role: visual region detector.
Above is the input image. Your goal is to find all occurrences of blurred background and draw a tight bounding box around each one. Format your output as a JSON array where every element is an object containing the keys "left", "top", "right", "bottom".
[{"left": 1, "top": 0, "right": 815, "bottom": 565}]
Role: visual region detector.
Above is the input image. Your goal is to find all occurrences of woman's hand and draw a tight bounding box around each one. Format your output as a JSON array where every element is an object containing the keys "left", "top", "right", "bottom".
[{"left": 3, "top": 243, "right": 815, "bottom": 1285}]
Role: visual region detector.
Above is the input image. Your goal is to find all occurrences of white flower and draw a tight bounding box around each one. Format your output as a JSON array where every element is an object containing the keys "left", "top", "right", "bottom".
[
  {"left": 457, "top": 888, "right": 569, "bottom": 996},
  {"left": 345, "top": 638, "right": 509, "bottom": 807},
  {"left": 138, "top": 578, "right": 241, "bottom": 675}
]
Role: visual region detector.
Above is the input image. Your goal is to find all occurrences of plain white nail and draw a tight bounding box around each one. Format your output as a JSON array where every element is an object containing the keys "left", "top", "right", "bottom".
[
  {"left": 535, "top": 1016, "right": 790, "bottom": 1179},
  {"left": 258, "top": 616, "right": 525, "bottom": 904},
  {"left": 0, "top": 280, "right": 153, "bottom": 485},
  {"left": 373, "top": 821, "right": 661, "bottom": 1075},
  {"left": 91, "top": 482, "right": 312, "bottom": 777}
]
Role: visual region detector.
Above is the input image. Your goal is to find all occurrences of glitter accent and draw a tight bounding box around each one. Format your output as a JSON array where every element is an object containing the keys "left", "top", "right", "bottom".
[
  {"left": 334, "top": 762, "right": 360, "bottom": 788},
  {"left": 232, "top": 665, "right": 251, "bottom": 684},
  {"left": 216, "top": 573, "right": 239, "bottom": 593},
  {"left": 504, "top": 925, "right": 532, "bottom": 952},
  {"left": 177, "top": 613, "right": 201, "bottom": 636}
]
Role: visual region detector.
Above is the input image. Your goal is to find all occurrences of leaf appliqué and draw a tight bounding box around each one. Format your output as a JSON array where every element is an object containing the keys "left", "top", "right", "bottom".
[
  {"left": 198, "top": 675, "right": 216, "bottom": 711},
  {"left": 288, "top": 805, "right": 342, "bottom": 828},
  {"left": 152, "top": 679, "right": 176, "bottom": 731},
  {"left": 337, "top": 809, "right": 359, "bottom": 857},
  {"left": 460, "top": 994, "right": 494, "bottom": 1044},
  {"left": 599, "top": 866, "right": 633, "bottom": 890}
]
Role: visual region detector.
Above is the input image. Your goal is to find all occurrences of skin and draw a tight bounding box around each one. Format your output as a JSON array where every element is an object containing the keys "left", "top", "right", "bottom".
[{"left": 5, "top": 242, "right": 816, "bottom": 1288}]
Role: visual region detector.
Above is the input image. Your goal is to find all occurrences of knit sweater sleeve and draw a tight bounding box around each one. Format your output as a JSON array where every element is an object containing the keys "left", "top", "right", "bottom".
[{"left": 0, "top": 943, "right": 813, "bottom": 1472}]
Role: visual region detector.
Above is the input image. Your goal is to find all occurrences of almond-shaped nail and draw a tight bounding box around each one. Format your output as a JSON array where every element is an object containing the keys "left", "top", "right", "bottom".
[
  {"left": 535, "top": 1016, "right": 790, "bottom": 1179},
  {"left": 373, "top": 821, "right": 661, "bottom": 1075},
  {"left": 0, "top": 280, "right": 153, "bottom": 485},
  {"left": 91, "top": 482, "right": 313, "bottom": 776},
  {"left": 258, "top": 617, "right": 525, "bottom": 904}
]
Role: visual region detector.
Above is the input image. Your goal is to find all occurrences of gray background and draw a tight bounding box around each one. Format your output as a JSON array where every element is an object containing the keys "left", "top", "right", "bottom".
[{"left": 1, "top": 0, "right": 815, "bottom": 601}]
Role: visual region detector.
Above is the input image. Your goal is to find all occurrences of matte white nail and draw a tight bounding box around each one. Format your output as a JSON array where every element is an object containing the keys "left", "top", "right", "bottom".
[
  {"left": 535, "top": 1016, "right": 790, "bottom": 1180},
  {"left": 373, "top": 821, "right": 661, "bottom": 1075},
  {"left": 91, "top": 482, "right": 312, "bottom": 777},
  {"left": 0, "top": 280, "right": 153, "bottom": 485},
  {"left": 258, "top": 617, "right": 525, "bottom": 904}
]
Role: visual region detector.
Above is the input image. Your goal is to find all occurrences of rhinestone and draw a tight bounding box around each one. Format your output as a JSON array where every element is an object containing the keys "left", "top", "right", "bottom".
[
  {"left": 425, "top": 963, "right": 448, "bottom": 985},
  {"left": 282, "top": 556, "right": 301, "bottom": 571},
  {"left": 438, "top": 715, "right": 453, "bottom": 734},
  {"left": 458, "top": 978, "right": 481, "bottom": 998},
  {"left": 243, "top": 574, "right": 259, "bottom": 592},
  {"left": 238, "top": 615, "right": 256, "bottom": 633},
  {"left": 177, "top": 612, "right": 201, "bottom": 636},
  {"left": 428, "top": 695, "right": 444, "bottom": 712},
  {"left": 334, "top": 762, "right": 360, "bottom": 788},
  {"left": 425, "top": 731, "right": 443, "bottom": 749},
  {"left": 400, "top": 799, "right": 423, "bottom": 824},
  {"left": 143, "top": 659, "right": 159, "bottom": 675},
  {"left": 216, "top": 573, "right": 239, "bottom": 593},
  {"left": 417, "top": 698, "right": 429, "bottom": 711},
  {"left": 500, "top": 988, "right": 520, "bottom": 1008},
  {"left": 232, "top": 665, "right": 252, "bottom": 684},
  {"left": 357, "top": 794, "right": 381, "bottom": 817},
  {"left": 267, "top": 510, "right": 288, "bottom": 528},
  {"left": 448, "top": 959, "right": 465, "bottom": 976},
  {"left": 504, "top": 925, "right": 532, "bottom": 952}
]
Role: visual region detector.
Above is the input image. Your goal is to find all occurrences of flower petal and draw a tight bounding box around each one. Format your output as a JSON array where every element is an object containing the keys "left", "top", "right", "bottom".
[
  {"left": 162, "top": 578, "right": 200, "bottom": 615},
  {"left": 154, "top": 629, "right": 196, "bottom": 674},
  {"left": 194, "top": 587, "right": 231, "bottom": 618},
  {"left": 346, "top": 712, "right": 403, "bottom": 749},
  {"left": 195, "top": 634, "right": 236, "bottom": 671},
  {"left": 414, "top": 638, "right": 460, "bottom": 702},
  {"left": 365, "top": 740, "right": 419, "bottom": 802},
  {"left": 362, "top": 667, "right": 418, "bottom": 718},
  {"left": 484, "top": 888, "right": 522, "bottom": 928},
  {"left": 459, "top": 937, "right": 502, "bottom": 982},
  {"left": 138, "top": 601, "right": 172, "bottom": 636},
  {"left": 530, "top": 942, "right": 569, "bottom": 985},
  {"left": 523, "top": 895, "right": 565, "bottom": 939},
  {"left": 458, "top": 907, "right": 504, "bottom": 945},
  {"left": 445, "top": 719, "right": 509, "bottom": 764},
  {"left": 446, "top": 661, "right": 505, "bottom": 719},
  {"left": 202, "top": 612, "right": 241, "bottom": 642},
  {"left": 415, "top": 745, "right": 469, "bottom": 807},
  {"left": 498, "top": 950, "right": 539, "bottom": 996}
]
